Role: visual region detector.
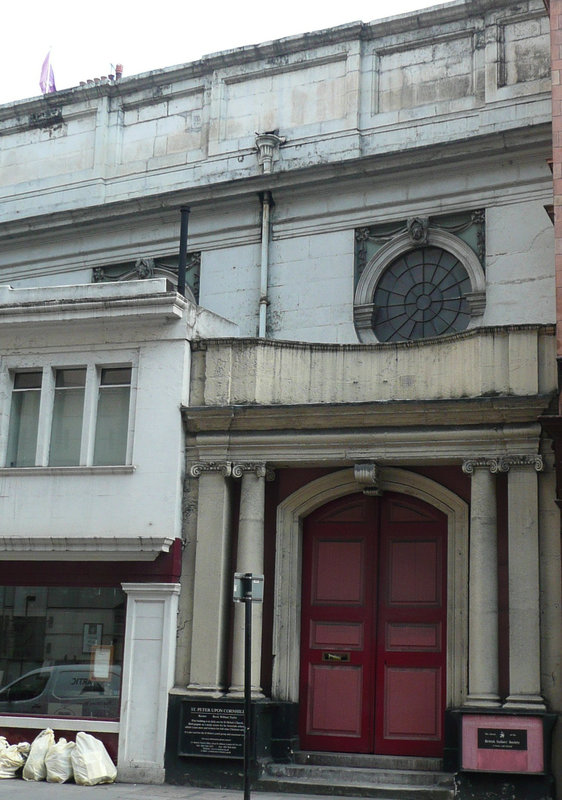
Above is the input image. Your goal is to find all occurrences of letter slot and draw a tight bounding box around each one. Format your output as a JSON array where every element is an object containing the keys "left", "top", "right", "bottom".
[{"left": 322, "top": 652, "right": 350, "bottom": 663}]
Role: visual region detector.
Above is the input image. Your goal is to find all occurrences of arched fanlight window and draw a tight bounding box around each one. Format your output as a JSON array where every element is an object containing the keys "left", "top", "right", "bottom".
[
  {"left": 372, "top": 246, "right": 472, "bottom": 342},
  {"left": 354, "top": 227, "right": 485, "bottom": 344}
]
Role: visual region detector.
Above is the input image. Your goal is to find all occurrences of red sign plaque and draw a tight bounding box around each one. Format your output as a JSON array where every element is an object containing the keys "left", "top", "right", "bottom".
[{"left": 461, "top": 715, "right": 544, "bottom": 773}]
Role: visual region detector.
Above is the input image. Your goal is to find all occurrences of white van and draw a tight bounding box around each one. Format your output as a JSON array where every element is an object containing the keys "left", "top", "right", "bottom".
[{"left": 0, "top": 665, "right": 121, "bottom": 718}]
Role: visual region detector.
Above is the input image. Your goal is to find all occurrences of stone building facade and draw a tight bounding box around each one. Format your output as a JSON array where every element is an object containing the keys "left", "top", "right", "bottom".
[{"left": 0, "top": 1, "right": 560, "bottom": 798}]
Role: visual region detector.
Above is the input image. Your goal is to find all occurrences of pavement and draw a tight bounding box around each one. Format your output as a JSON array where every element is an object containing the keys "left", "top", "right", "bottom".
[{"left": 0, "top": 781, "right": 359, "bottom": 800}]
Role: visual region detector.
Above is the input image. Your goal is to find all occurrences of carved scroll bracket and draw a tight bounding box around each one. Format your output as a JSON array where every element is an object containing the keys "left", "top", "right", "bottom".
[
  {"left": 462, "top": 455, "right": 544, "bottom": 475},
  {"left": 354, "top": 463, "right": 382, "bottom": 496},
  {"left": 255, "top": 132, "right": 286, "bottom": 174},
  {"left": 499, "top": 455, "right": 544, "bottom": 473},
  {"left": 232, "top": 462, "right": 275, "bottom": 481},
  {"left": 189, "top": 462, "right": 232, "bottom": 478},
  {"left": 462, "top": 458, "right": 508, "bottom": 475}
]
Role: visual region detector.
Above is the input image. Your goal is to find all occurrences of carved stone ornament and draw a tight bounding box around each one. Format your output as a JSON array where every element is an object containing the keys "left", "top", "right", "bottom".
[
  {"left": 92, "top": 253, "right": 201, "bottom": 301},
  {"left": 189, "top": 462, "right": 232, "bottom": 478},
  {"left": 466, "top": 290, "right": 486, "bottom": 317},
  {"left": 462, "top": 456, "right": 544, "bottom": 474},
  {"left": 134, "top": 257, "right": 155, "bottom": 279},
  {"left": 406, "top": 217, "right": 429, "bottom": 245},
  {"left": 499, "top": 455, "right": 544, "bottom": 473},
  {"left": 232, "top": 463, "right": 275, "bottom": 481},
  {"left": 462, "top": 458, "right": 509, "bottom": 475},
  {"left": 355, "top": 227, "right": 371, "bottom": 243},
  {"left": 355, "top": 227, "right": 371, "bottom": 275},
  {"left": 255, "top": 132, "right": 286, "bottom": 174},
  {"left": 354, "top": 463, "right": 382, "bottom": 496}
]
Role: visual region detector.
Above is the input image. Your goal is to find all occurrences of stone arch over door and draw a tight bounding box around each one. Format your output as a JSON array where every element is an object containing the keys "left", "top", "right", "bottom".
[{"left": 272, "top": 467, "right": 468, "bottom": 708}]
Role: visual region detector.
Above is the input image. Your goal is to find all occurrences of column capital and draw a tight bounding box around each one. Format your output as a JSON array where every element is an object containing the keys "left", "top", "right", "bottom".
[
  {"left": 354, "top": 462, "right": 382, "bottom": 496},
  {"left": 189, "top": 461, "right": 232, "bottom": 478},
  {"left": 500, "top": 455, "right": 544, "bottom": 473},
  {"left": 462, "top": 457, "right": 507, "bottom": 475},
  {"left": 232, "top": 462, "right": 275, "bottom": 480}
]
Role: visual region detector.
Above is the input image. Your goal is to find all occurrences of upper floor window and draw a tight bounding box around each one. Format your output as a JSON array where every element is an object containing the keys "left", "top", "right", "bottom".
[
  {"left": 6, "top": 371, "right": 42, "bottom": 468},
  {"left": 372, "top": 246, "right": 472, "bottom": 342},
  {"left": 4, "top": 364, "right": 133, "bottom": 468},
  {"left": 353, "top": 212, "right": 486, "bottom": 344},
  {"left": 93, "top": 368, "right": 132, "bottom": 466},
  {"left": 50, "top": 369, "right": 87, "bottom": 467}
]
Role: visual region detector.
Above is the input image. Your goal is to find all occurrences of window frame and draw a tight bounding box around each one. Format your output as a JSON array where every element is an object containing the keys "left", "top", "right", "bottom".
[
  {"left": 353, "top": 227, "right": 486, "bottom": 344},
  {"left": 0, "top": 351, "right": 137, "bottom": 469},
  {"left": 4, "top": 370, "right": 43, "bottom": 468},
  {"left": 49, "top": 368, "right": 88, "bottom": 467},
  {"left": 0, "top": 584, "right": 126, "bottom": 721}
]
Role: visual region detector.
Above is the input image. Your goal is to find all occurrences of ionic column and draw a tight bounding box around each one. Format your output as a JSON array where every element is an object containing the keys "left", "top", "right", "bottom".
[
  {"left": 462, "top": 458, "right": 501, "bottom": 707},
  {"left": 186, "top": 462, "right": 233, "bottom": 696},
  {"left": 229, "top": 463, "right": 271, "bottom": 697},
  {"left": 503, "top": 455, "right": 546, "bottom": 710}
]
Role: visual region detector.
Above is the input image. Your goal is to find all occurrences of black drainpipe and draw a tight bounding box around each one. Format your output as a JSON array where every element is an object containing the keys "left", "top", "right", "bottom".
[{"left": 177, "top": 205, "right": 191, "bottom": 297}]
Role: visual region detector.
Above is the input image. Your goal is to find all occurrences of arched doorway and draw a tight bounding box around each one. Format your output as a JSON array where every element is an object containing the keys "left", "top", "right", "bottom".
[
  {"left": 299, "top": 491, "right": 447, "bottom": 757},
  {"left": 272, "top": 468, "right": 468, "bottom": 743}
]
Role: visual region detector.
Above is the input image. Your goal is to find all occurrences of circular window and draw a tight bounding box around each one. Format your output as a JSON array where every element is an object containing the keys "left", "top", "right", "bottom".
[{"left": 372, "top": 246, "right": 472, "bottom": 342}]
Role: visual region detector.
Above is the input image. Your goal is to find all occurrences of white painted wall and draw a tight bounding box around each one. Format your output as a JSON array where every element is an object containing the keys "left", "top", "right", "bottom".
[
  {"left": 268, "top": 230, "right": 356, "bottom": 343},
  {"left": 484, "top": 201, "right": 555, "bottom": 325},
  {"left": 0, "top": 281, "right": 238, "bottom": 544},
  {"left": 0, "top": 0, "right": 554, "bottom": 348}
]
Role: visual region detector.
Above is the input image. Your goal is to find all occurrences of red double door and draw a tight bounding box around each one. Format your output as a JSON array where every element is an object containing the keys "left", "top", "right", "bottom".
[{"left": 299, "top": 491, "right": 447, "bottom": 757}]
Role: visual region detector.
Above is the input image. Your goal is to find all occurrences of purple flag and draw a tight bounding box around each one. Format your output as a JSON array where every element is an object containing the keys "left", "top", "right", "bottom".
[{"left": 39, "top": 51, "right": 56, "bottom": 94}]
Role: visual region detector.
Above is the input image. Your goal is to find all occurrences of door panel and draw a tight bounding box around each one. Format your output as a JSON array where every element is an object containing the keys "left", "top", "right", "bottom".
[
  {"left": 300, "top": 491, "right": 447, "bottom": 756},
  {"left": 388, "top": 539, "right": 439, "bottom": 604},
  {"left": 374, "top": 496, "right": 447, "bottom": 756},
  {"left": 299, "top": 496, "right": 377, "bottom": 752},
  {"left": 311, "top": 621, "right": 364, "bottom": 649},
  {"left": 307, "top": 664, "right": 363, "bottom": 736},
  {"left": 383, "top": 666, "right": 442, "bottom": 739},
  {"left": 385, "top": 622, "right": 441, "bottom": 651},
  {"left": 313, "top": 539, "right": 364, "bottom": 604}
]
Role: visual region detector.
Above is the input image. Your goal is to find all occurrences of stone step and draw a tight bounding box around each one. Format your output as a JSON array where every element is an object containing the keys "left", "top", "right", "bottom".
[
  {"left": 257, "top": 760, "right": 455, "bottom": 800},
  {"left": 256, "top": 777, "right": 454, "bottom": 800},
  {"left": 265, "top": 763, "right": 451, "bottom": 786},
  {"left": 293, "top": 751, "right": 443, "bottom": 772}
]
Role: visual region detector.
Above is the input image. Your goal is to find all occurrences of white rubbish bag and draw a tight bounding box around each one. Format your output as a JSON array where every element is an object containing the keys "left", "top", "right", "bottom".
[
  {"left": 45, "top": 738, "right": 75, "bottom": 783},
  {"left": 22, "top": 728, "right": 55, "bottom": 781},
  {"left": 0, "top": 741, "right": 29, "bottom": 779},
  {"left": 71, "top": 732, "right": 117, "bottom": 786}
]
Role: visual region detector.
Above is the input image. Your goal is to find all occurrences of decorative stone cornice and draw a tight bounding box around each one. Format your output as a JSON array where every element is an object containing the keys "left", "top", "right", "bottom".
[
  {"left": 0, "top": 279, "right": 187, "bottom": 325},
  {"left": 354, "top": 463, "right": 382, "bottom": 496},
  {"left": 0, "top": 536, "right": 174, "bottom": 560},
  {"left": 189, "top": 461, "right": 232, "bottom": 478},
  {"left": 232, "top": 462, "right": 275, "bottom": 481}
]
